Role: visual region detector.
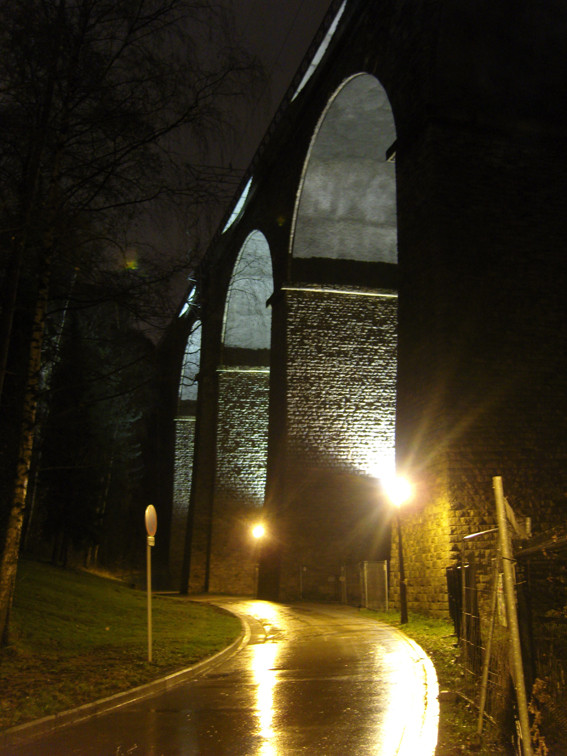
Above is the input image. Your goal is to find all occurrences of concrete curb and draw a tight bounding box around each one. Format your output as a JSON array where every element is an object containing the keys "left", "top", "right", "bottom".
[
  {"left": 387, "top": 626, "right": 440, "bottom": 755},
  {"left": 0, "top": 614, "right": 251, "bottom": 751}
]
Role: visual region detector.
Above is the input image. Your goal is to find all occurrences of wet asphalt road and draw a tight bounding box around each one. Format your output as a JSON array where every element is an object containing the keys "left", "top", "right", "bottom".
[{"left": 4, "top": 600, "right": 438, "bottom": 755}]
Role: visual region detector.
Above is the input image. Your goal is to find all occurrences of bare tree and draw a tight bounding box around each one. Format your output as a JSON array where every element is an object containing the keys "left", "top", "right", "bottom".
[{"left": 0, "top": 0, "right": 259, "bottom": 643}]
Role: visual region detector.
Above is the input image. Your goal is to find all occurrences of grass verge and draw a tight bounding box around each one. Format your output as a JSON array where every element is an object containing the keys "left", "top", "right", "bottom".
[
  {"left": 363, "top": 609, "right": 510, "bottom": 756},
  {"left": 0, "top": 559, "right": 241, "bottom": 731}
]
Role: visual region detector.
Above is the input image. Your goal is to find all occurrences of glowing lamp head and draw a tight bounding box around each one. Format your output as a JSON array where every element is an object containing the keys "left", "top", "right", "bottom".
[
  {"left": 252, "top": 524, "right": 265, "bottom": 540},
  {"left": 384, "top": 476, "right": 413, "bottom": 508}
]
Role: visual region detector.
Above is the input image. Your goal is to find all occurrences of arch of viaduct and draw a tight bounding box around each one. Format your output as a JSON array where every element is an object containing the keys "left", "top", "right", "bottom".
[{"left": 165, "top": 0, "right": 567, "bottom": 613}]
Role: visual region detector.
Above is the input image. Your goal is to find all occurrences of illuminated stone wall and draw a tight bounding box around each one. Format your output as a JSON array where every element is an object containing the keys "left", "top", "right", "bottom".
[
  {"left": 274, "top": 285, "right": 397, "bottom": 600},
  {"left": 208, "top": 368, "right": 269, "bottom": 594},
  {"left": 389, "top": 493, "right": 453, "bottom": 618},
  {"left": 286, "top": 286, "right": 396, "bottom": 473},
  {"left": 169, "top": 417, "right": 195, "bottom": 582}
]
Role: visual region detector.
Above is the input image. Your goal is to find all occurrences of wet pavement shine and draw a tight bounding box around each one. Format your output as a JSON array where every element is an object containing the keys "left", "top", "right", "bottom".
[{"left": 3, "top": 600, "right": 439, "bottom": 755}]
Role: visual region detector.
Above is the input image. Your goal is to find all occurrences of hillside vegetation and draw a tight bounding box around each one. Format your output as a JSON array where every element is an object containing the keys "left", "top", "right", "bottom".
[{"left": 0, "top": 559, "right": 241, "bottom": 730}]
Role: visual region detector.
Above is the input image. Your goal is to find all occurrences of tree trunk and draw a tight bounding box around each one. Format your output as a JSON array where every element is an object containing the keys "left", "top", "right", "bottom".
[
  {"left": 0, "top": 256, "right": 51, "bottom": 645},
  {"left": 0, "top": 1, "right": 66, "bottom": 404},
  {"left": 0, "top": 240, "right": 24, "bottom": 403}
]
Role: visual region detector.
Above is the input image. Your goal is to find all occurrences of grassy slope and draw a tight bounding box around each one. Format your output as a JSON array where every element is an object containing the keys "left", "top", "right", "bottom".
[{"left": 0, "top": 559, "right": 241, "bottom": 730}]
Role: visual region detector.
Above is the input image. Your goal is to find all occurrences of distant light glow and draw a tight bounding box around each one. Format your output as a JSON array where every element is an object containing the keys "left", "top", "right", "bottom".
[
  {"left": 124, "top": 249, "right": 138, "bottom": 270},
  {"left": 291, "top": 1, "right": 347, "bottom": 101},
  {"left": 383, "top": 476, "right": 413, "bottom": 508},
  {"left": 252, "top": 524, "right": 265, "bottom": 539},
  {"left": 222, "top": 176, "right": 253, "bottom": 233}
]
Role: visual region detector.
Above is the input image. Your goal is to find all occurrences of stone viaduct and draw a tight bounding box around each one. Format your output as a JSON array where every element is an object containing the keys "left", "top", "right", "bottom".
[{"left": 161, "top": 0, "right": 567, "bottom": 615}]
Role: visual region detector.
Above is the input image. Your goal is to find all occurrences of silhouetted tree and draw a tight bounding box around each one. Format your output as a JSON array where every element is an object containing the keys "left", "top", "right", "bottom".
[
  {"left": 0, "top": 0, "right": 259, "bottom": 644},
  {"left": 36, "top": 299, "right": 155, "bottom": 568},
  {"left": 39, "top": 316, "right": 102, "bottom": 565}
]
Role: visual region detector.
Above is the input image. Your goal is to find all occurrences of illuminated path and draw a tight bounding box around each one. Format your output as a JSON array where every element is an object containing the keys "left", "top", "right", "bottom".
[{"left": 7, "top": 601, "right": 438, "bottom": 755}]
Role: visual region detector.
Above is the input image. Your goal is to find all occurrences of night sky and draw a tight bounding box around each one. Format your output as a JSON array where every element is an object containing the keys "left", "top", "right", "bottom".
[
  {"left": 138, "top": 1, "right": 334, "bottom": 318},
  {"left": 225, "top": 0, "right": 334, "bottom": 172}
]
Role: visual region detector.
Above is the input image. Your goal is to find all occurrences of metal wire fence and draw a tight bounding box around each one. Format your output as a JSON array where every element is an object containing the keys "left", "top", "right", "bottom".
[
  {"left": 447, "top": 517, "right": 567, "bottom": 755},
  {"left": 517, "top": 536, "right": 567, "bottom": 754},
  {"left": 447, "top": 550, "right": 514, "bottom": 740},
  {"left": 340, "top": 561, "right": 388, "bottom": 610}
]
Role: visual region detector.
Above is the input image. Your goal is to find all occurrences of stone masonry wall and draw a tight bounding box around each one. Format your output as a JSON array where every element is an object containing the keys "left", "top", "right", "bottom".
[
  {"left": 169, "top": 417, "right": 195, "bottom": 583},
  {"left": 394, "top": 118, "right": 567, "bottom": 616},
  {"left": 208, "top": 368, "right": 269, "bottom": 594},
  {"left": 286, "top": 287, "right": 397, "bottom": 474},
  {"left": 389, "top": 493, "right": 453, "bottom": 617},
  {"left": 276, "top": 286, "right": 397, "bottom": 600}
]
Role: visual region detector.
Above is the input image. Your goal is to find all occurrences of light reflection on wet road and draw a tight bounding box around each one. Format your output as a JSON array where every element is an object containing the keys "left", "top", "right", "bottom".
[{"left": 5, "top": 600, "right": 438, "bottom": 755}]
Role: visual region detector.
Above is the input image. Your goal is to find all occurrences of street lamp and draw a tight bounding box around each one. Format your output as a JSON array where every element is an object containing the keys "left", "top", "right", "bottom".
[
  {"left": 252, "top": 523, "right": 265, "bottom": 540},
  {"left": 251, "top": 523, "right": 265, "bottom": 597},
  {"left": 384, "top": 476, "right": 413, "bottom": 624}
]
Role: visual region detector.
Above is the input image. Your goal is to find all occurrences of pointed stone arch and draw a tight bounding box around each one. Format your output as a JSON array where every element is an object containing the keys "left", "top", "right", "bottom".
[
  {"left": 170, "top": 318, "right": 201, "bottom": 581},
  {"left": 262, "top": 75, "right": 399, "bottom": 599},
  {"left": 291, "top": 73, "right": 397, "bottom": 270},
  {"left": 178, "top": 320, "right": 201, "bottom": 408},
  {"left": 209, "top": 230, "right": 273, "bottom": 594},
  {"left": 222, "top": 229, "right": 273, "bottom": 361}
]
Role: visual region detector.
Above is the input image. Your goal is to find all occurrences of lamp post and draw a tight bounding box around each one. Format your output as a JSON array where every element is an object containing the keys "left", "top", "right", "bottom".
[
  {"left": 384, "top": 477, "right": 412, "bottom": 625},
  {"left": 144, "top": 505, "right": 157, "bottom": 662},
  {"left": 251, "top": 523, "right": 265, "bottom": 596}
]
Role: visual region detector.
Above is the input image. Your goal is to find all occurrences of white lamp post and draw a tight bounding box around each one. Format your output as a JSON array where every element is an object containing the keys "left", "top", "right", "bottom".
[{"left": 144, "top": 505, "right": 157, "bottom": 661}]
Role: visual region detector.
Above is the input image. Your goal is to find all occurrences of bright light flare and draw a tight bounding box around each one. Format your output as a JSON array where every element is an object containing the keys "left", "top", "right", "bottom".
[
  {"left": 252, "top": 524, "right": 265, "bottom": 539},
  {"left": 379, "top": 641, "right": 439, "bottom": 756},
  {"left": 383, "top": 476, "right": 413, "bottom": 508},
  {"left": 251, "top": 641, "right": 278, "bottom": 754}
]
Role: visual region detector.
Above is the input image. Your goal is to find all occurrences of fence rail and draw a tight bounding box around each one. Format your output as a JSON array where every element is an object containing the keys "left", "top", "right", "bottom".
[{"left": 447, "top": 478, "right": 567, "bottom": 755}]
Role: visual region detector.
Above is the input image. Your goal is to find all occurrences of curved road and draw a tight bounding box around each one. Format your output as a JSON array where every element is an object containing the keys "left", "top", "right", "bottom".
[{"left": 5, "top": 600, "right": 439, "bottom": 755}]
